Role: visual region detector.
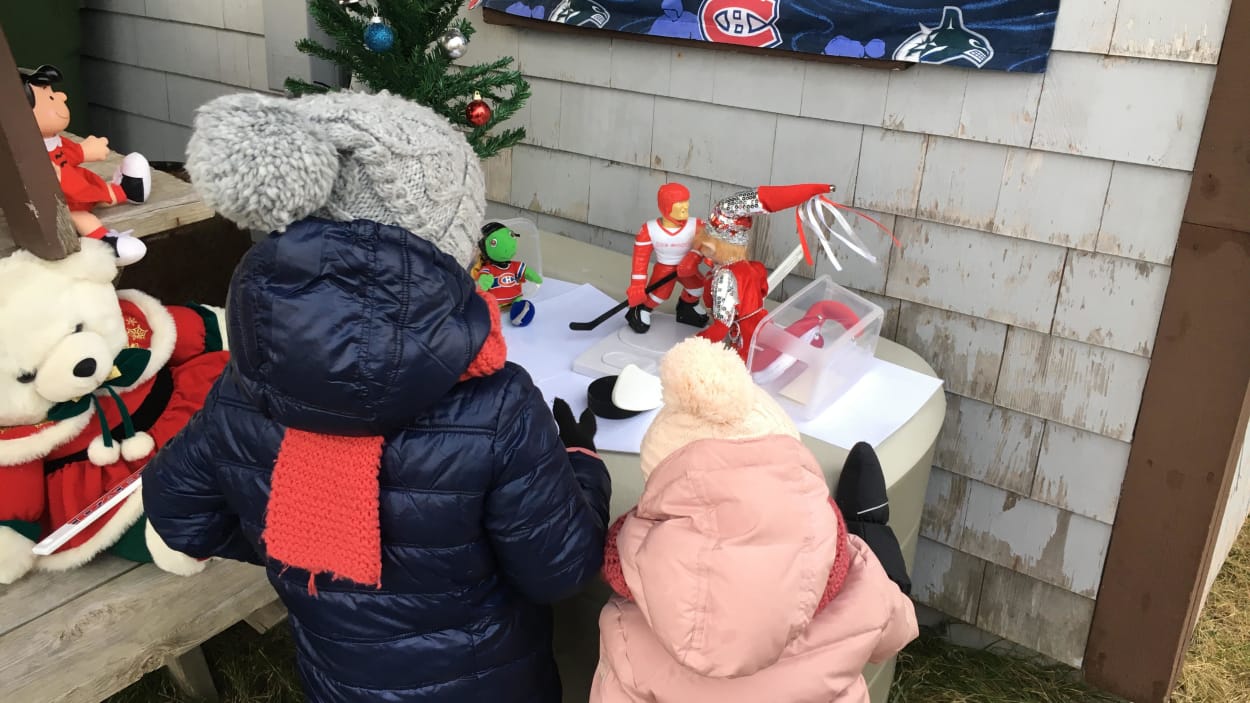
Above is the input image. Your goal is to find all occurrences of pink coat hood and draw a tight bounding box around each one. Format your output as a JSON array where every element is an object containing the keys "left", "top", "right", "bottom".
[{"left": 592, "top": 435, "right": 918, "bottom": 703}]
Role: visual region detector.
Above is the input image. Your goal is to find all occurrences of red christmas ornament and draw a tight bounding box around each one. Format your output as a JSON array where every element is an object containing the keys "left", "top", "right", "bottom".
[{"left": 466, "top": 92, "right": 492, "bottom": 127}]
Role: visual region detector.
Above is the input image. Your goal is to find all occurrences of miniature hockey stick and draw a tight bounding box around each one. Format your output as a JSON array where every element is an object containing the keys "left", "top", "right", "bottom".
[
  {"left": 569, "top": 271, "right": 679, "bottom": 331},
  {"left": 32, "top": 470, "right": 144, "bottom": 556}
]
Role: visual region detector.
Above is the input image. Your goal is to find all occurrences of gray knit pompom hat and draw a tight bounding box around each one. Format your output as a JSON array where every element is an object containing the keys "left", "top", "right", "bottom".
[{"left": 185, "top": 90, "right": 485, "bottom": 269}]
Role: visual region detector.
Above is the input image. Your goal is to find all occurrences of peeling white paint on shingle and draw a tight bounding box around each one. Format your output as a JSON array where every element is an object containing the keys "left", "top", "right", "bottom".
[
  {"left": 958, "top": 71, "right": 1044, "bottom": 148},
  {"left": 1033, "top": 52, "right": 1216, "bottom": 170},
  {"left": 995, "top": 328, "right": 1150, "bottom": 441},
  {"left": 1110, "top": 0, "right": 1233, "bottom": 63},
  {"left": 917, "top": 138, "right": 1009, "bottom": 231},
  {"left": 896, "top": 305, "right": 1008, "bottom": 403},
  {"left": 934, "top": 394, "right": 1043, "bottom": 494},
  {"left": 976, "top": 564, "right": 1096, "bottom": 667},
  {"left": 921, "top": 467, "right": 970, "bottom": 548},
  {"left": 1050, "top": 0, "right": 1119, "bottom": 55},
  {"left": 1053, "top": 251, "right": 1171, "bottom": 356},
  {"left": 1032, "top": 422, "right": 1131, "bottom": 524},
  {"left": 884, "top": 64, "right": 967, "bottom": 137},
  {"left": 1097, "top": 162, "right": 1191, "bottom": 265},
  {"left": 911, "top": 538, "right": 987, "bottom": 623},
  {"left": 994, "top": 149, "right": 1113, "bottom": 251},
  {"left": 854, "top": 128, "right": 927, "bottom": 216},
  {"left": 886, "top": 219, "right": 1068, "bottom": 332},
  {"left": 960, "top": 480, "right": 1111, "bottom": 597}
]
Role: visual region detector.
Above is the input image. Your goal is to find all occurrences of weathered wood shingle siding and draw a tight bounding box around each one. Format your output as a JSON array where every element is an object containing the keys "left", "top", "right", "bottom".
[
  {"left": 80, "top": 0, "right": 268, "bottom": 161},
  {"left": 463, "top": 0, "right": 1231, "bottom": 667}
]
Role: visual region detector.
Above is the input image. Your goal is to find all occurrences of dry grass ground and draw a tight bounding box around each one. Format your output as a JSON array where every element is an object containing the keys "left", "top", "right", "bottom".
[
  {"left": 111, "top": 520, "right": 1250, "bottom": 703},
  {"left": 1171, "top": 519, "right": 1250, "bottom": 703}
]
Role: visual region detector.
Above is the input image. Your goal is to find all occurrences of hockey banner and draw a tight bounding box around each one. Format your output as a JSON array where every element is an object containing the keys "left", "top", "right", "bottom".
[{"left": 480, "top": 1, "right": 1061, "bottom": 73}]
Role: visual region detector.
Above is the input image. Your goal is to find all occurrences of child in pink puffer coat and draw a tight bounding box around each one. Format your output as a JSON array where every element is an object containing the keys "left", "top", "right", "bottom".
[{"left": 592, "top": 337, "right": 918, "bottom": 703}]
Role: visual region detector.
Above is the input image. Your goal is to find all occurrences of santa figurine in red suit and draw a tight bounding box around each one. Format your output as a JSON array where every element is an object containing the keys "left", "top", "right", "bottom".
[
  {"left": 0, "top": 240, "right": 227, "bottom": 584},
  {"left": 20, "top": 64, "right": 150, "bottom": 267},
  {"left": 693, "top": 184, "right": 836, "bottom": 362},
  {"left": 625, "top": 183, "right": 710, "bottom": 333}
]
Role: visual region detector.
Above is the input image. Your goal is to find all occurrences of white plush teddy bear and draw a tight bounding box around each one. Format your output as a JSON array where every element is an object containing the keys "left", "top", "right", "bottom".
[{"left": 0, "top": 239, "right": 230, "bottom": 584}]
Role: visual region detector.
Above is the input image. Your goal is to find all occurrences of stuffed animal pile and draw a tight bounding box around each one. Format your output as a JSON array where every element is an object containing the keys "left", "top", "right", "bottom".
[{"left": 0, "top": 239, "right": 230, "bottom": 584}]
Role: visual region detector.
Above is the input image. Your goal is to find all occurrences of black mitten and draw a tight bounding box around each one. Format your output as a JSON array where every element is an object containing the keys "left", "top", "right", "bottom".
[
  {"left": 552, "top": 398, "right": 597, "bottom": 453},
  {"left": 836, "top": 442, "right": 912, "bottom": 595}
]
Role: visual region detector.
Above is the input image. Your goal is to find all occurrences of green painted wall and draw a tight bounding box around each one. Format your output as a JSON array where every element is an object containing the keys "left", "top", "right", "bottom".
[{"left": 0, "top": 1, "right": 86, "bottom": 135}]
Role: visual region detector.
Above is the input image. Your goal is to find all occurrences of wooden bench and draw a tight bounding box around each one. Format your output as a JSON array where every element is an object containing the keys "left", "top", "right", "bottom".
[
  {"left": 0, "top": 557, "right": 282, "bottom": 703},
  {"left": 0, "top": 142, "right": 279, "bottom": 703}
]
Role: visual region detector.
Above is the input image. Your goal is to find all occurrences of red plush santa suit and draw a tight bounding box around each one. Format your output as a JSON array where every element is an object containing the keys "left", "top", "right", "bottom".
[
  {"left": 628, "top": 217, "right": 708, "bottom": 308},
  {"left": 46, "top": 136, "right": 126, "bottom": 214},
  {"left": 0, "top": 291, "right": 228, "bottom": 568},
  {"left": 699, "top": 260, "right": 771, "bottom": 362}
]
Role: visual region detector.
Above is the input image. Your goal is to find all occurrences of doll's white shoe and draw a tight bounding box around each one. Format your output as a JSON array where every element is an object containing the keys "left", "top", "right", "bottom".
[
  {"left": 103, "top": 229, "right": 147, "bottom": 267},
  {"left": 112, "top": 153, "right": 152, "bottom": 204}
]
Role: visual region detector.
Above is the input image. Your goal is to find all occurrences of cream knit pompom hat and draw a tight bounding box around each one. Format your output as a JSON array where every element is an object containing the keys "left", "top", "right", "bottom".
[{"left": 639, "top": 337, "right": 799, "bottom": 479}]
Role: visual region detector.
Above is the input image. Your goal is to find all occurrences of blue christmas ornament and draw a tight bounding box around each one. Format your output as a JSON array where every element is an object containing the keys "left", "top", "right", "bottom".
[{"left": 364, "top": 16, "right": 395, "bottom": 52}]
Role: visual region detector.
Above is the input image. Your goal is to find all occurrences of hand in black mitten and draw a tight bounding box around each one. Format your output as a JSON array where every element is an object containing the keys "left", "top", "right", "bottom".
[
  {"left": 552, "top": 398, "right": 597, "bottom": 453},
  {"left": 836, "top": 442, "right": 912, "bottom": 595}
]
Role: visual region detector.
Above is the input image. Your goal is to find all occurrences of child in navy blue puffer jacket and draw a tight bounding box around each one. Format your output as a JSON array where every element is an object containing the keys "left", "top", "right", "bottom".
[{"left": 141, "top": 90, "right": 611, "bottom": 703}]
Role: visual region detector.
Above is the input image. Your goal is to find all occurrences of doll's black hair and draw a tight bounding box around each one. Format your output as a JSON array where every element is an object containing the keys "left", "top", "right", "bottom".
[{"left": 18, "top": 64, "right": 63, "bottom": 108}]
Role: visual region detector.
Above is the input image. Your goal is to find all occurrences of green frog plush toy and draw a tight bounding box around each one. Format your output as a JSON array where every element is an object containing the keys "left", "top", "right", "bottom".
[{"left": 471, "top": 222, "right": 543, "bottom": 326}]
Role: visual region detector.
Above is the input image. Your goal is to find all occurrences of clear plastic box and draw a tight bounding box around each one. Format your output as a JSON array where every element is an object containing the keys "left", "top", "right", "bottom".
[{"left": 747, "top": 275, "right": 884, "bottom": 420}]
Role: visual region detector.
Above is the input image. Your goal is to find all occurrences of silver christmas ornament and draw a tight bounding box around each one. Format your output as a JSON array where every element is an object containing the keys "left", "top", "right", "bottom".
[{"left": 439, "top": 28, "right": 468, "bottom": 59}]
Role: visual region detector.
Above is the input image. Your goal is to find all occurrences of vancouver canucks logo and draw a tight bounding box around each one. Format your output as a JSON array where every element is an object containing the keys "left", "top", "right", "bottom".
[
  {"left": 548, "top": 0, "right": 610, "bottom": 28},
  {"left": 892, "top": 6, "right": 994, "bottom": 68}
]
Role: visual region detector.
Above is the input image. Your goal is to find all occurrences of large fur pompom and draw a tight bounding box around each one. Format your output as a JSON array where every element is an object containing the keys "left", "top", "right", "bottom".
[
  {"left": 186, "top": 93, "right": 339, "bottom": 234},
  {"left": 658, "top": 337, "right": 755, "bottom": 426}
]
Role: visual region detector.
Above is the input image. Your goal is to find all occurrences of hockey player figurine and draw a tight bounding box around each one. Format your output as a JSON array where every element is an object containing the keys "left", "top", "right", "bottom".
[
  {"left": 473, "top": 222, "right": 543, "bottom": 326},
  {"left": 695, "top": 184, "right": 837, "bottom": 362},
  {"left": 21, "top": 64, "right": 150, "bottom": 266},
  {"left": 625, "top": 183, "right": 710, "bottom": 334}
]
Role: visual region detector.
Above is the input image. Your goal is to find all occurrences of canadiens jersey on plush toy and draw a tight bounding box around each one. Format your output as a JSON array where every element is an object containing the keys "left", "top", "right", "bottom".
[
  {"left": 0, "top": 291, "right": 229, "bottom": 576},
  {"left": 478, "top": 259, "right": 527, "bottom": 307}
]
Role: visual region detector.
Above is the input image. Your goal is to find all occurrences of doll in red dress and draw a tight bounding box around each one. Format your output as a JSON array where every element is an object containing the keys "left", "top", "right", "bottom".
[{"left": 20, "top": 64, "right": 150, "bottom": 266}]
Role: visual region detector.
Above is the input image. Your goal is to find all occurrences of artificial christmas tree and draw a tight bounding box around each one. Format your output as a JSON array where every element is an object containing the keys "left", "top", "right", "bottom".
[{"left": 287, "top": 0, "right": 529, "bottom": 159}]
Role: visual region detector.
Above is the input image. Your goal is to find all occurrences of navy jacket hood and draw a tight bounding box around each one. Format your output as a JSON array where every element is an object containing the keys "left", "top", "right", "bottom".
[{"left": 225, "top": 217, "right": 492, "bottom": 434}]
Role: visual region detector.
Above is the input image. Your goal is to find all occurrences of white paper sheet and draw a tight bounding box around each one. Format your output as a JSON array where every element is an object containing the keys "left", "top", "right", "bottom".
[
  {"left": 529, "top": 370, "right": 659, "bottom": 454},
  {"left": 501, "top": 278, "right": 944, "bottom": 454},
  {"left": 793, "top": 358, "right": 943, "bottom": 449},
  {"left": 502, "top": 284, "right": 624, "bottom": 382},
  {"left": 524, "top": 278, "right": 580, "bottom": 303}
]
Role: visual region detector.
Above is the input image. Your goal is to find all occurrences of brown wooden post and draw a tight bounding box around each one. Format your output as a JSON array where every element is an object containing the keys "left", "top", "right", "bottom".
[
  {"left": 0, "top": 24, "right": 78, "bottom": 260},
  {"left": 1084, "top": 1, "right": 1250, "bottom": 700}
]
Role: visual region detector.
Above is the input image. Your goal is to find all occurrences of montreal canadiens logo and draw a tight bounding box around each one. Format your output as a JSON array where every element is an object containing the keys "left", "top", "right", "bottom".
[
  {"left": 698, "top": 0, "right": 781, "bottom": 48},
  {"left": 499, "top": 273, "right": 519, "bottom": 286}
]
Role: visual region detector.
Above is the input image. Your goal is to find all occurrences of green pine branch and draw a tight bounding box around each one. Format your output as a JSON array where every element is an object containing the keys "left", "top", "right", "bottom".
[{"left": 293, "top": 0, "right": 529, "bottom": 160}]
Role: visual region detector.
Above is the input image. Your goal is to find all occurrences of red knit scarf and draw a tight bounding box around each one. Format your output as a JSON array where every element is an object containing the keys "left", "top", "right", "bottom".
[
  {"left": 601, "top": 498, "right": 852, "bottom": 613},
  {"left": 262, "top": 289, "right": 507, "bottom": 594}
]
